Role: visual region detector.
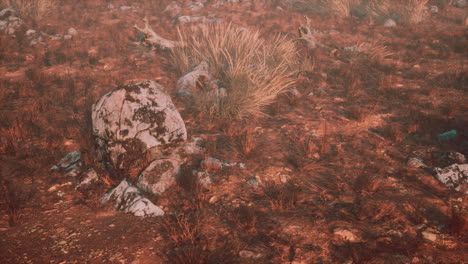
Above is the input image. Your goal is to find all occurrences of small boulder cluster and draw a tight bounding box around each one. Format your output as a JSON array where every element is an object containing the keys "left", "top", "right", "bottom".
[{"left": 52, "top": 80, "right": 210, "bottom": 217}]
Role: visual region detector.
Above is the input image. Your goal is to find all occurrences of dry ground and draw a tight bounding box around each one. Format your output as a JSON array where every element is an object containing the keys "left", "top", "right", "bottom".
[{"left": 0, "top": 0, "right": 467, "bottom": 263}]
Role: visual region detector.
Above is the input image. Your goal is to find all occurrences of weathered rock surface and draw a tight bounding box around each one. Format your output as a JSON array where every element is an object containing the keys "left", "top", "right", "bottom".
[
  {"left": 137, "top": 159, "right": 180, "bottom": 195},
  {"left": 434, "top": 164, "right": 468, "bottom": 193},
  {"left": 92, "top": 80, "right": 187, "bottom": 167},
  {"left": 102, "top": 179, "right": 164, "bottom": 217}
]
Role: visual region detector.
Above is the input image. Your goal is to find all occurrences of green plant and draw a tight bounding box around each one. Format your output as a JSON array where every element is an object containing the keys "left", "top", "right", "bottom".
[{"left": 171, "top": 23, "right": 297, "bottom": 118}]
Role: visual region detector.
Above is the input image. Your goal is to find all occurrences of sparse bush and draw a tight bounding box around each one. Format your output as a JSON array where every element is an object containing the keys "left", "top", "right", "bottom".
[
  {"left": 1, "top": 0, "right": 57, "bottom": 21},
  {"left": 171, "top": 23, "right": 297, "bottom": 118}
]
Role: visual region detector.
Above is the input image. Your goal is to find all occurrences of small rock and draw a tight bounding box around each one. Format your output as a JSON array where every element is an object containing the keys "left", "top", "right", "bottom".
[
  {"left": 209, "top": 195, "right": 219, "bottom": 204},
  {"left": 421, "top": 231, "right": 437, "bottom": 242},
  {"left": 239, "top": 250, "right": 263, "bottom": 259},
  {"left": 186, "top": 2, "right": 204, "bottom": 11},
  {"left": 429, "top": 5, "right": 438, "bottom": 13},
  {"left": 407, "top": 157, "right": 427, "bottom": 168},
  {"left": 195, "top": 170, "right": 213, "bottom": 186},
  {"left": 52, "top": 151, "right": 82, "bottom": 177},
  {"left": 25, "top": 29, "right": 36, "bottom": 36},
  {"left": 333, "top": 228, "right": 361, "bottom": 242},
  {"left": 384, "top": 18, "right": 396, "bottom": 27},
  {"left": 163, "top": 1, "right": 182, "bottom": 17},
  {"left": 55, "top": 150, "right": 81, "bottom": 169},
  {"left": 102, "top": 179, "right": 164, "bottom": 217},
  {"left": 119, "top": 5, "right": 132, "bottom": 11},
  {"left": 200, "top": 157, "right": 223, "bottom": 172},
  {"left": 63, "top": 35, "right": 72, "bottom": 40},
  {"left": 246, "top": 176, "right": 259, "bottom": 187},
  {"left": 67, "top": 27, "right": 78, "bottom": 36}
]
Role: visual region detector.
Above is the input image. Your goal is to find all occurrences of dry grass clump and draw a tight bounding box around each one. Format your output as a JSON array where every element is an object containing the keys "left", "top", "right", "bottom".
[
  {"left": 1, "top": 0, "right": 56, "bottom": 21},
  {"left": 363, "top": 0, "right": 428, "bottom": 23},
  {"left": 171, "top": 23, "right": 297, "bottom": 118},
  {"left": 292, "top": 0, "right": 428, "bottom": 23}
]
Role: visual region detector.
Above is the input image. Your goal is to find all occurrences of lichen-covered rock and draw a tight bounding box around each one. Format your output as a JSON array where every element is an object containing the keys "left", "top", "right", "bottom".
[
  {"left": 137, "top": 159, "right": 180, "bottom": 195},
  {"left": 92, "top": 80, "right": 187, "bottom": 167},
  {"left": 102, "top": 179, "right": 164, "bottom": 217}
]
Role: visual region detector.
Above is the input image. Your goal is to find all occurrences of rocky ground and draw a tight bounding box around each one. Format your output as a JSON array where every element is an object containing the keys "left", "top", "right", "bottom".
[{"left": 0, "top": 0, "right": 467, "bottom": 263}]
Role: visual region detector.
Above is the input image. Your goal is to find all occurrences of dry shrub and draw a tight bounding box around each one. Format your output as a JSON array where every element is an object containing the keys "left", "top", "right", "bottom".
[
  {"left": 171, "top": 23, "right": 297, "bottom": 118},
  {"left": 262, "top": 181, "right": 301, "bottom": 211},
  {"left": 1, "top": 0, "right": 57, "bottom": 21},
  {"left": 345, "top": 41, "right": 394, "bottom": 64},
  {"left": 0, "top": 179, "right": 21, "bottom": 226},
  {"left": 362, "top": 0, "right": 428, "bottom": 23},
  {"left": 160, "top": 212, "right": 239, "bottom": 263}
]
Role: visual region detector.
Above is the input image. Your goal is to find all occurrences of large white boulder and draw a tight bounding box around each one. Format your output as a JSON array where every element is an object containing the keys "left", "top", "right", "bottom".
[{"left": 92, "top": 80, "right": 187, "bottom": 167}]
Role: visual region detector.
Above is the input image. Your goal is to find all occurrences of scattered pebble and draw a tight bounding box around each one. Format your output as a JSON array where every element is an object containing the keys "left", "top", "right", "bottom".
[{"left": 384, "top": 18, "right": 397, "bottom": 27}]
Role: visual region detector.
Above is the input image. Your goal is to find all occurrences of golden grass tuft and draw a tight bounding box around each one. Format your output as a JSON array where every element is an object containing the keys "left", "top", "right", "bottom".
[
  {"left": 1, "top": 0, "right": 56, "bottom": 21},
  {"left": 171, "top": 23, "right": 297, "bottom": 119}
]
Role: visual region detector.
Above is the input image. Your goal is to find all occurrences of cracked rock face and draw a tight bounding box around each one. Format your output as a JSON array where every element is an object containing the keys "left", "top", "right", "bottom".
[
  {"left": 92, "top": 80, "right": 187, "bottom": 167},
  {"left": 137, "top": 158, "right": 180, "bottom": 195}
]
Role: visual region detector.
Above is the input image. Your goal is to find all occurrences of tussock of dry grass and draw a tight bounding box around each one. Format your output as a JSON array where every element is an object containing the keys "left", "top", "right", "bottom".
[
  {"left": 292, "top": 0, "right": 428, "bottom": 23},
  {"left": 171, "top": 23, "right": 297, "bottom": 118},
  {"left": 363, "top": 0, "right": 428, "bottom": 23},
  {"left": 1, "top": 0, "right": 56, "bottom": 21}
]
